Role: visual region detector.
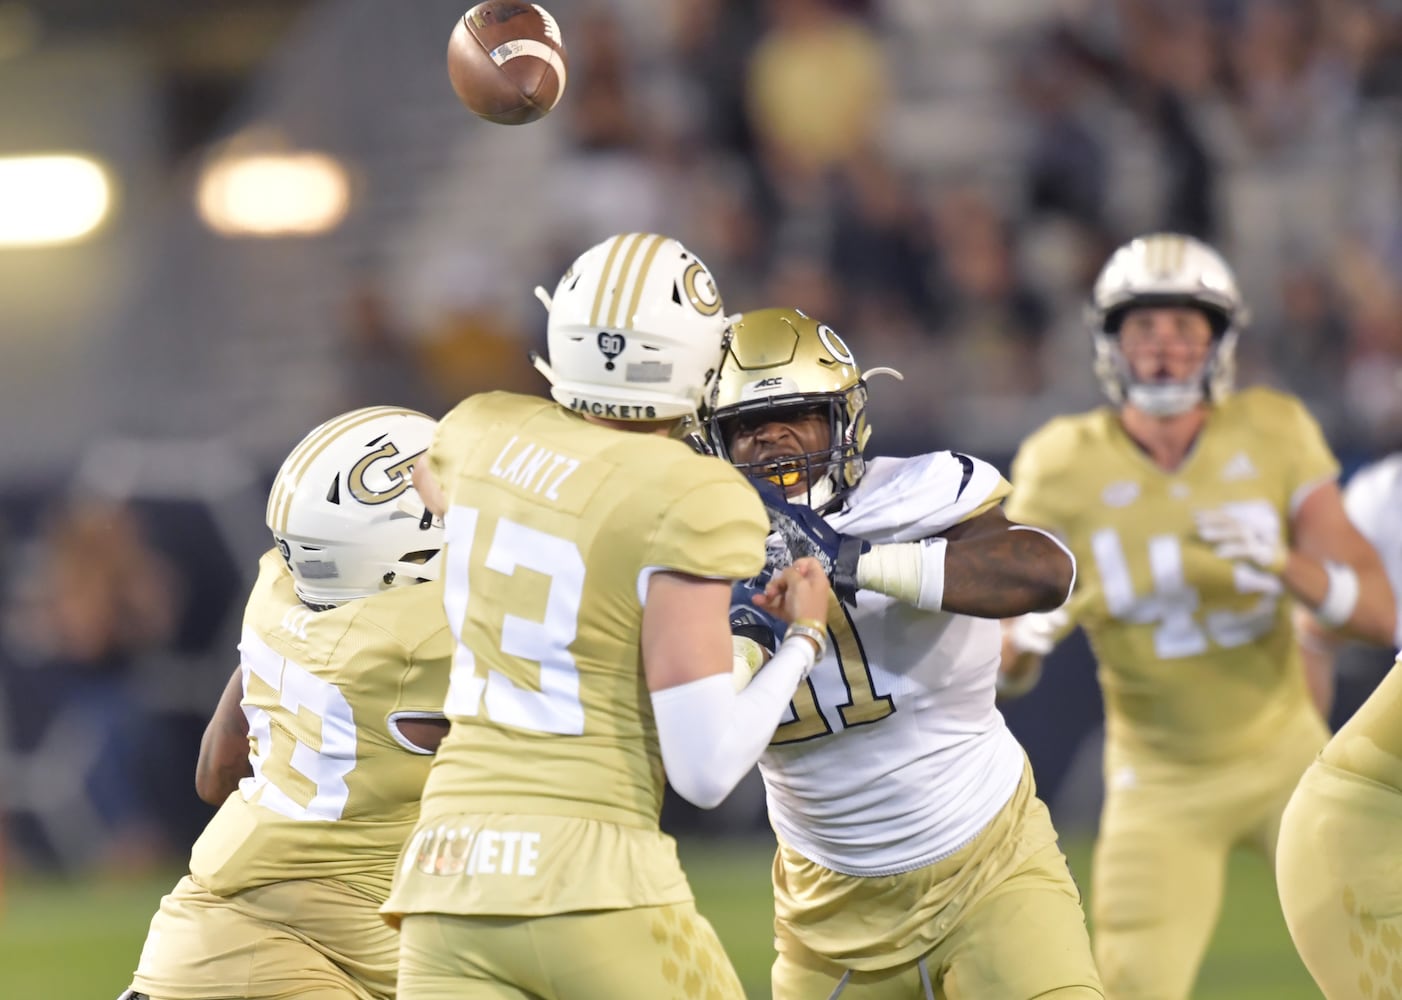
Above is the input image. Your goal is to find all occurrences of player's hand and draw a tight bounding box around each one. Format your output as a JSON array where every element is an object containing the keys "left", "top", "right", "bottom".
[
  {"left": 1194, "top": 508, "right": 1287, "bottom": 574},
  {"left": 754, "top": 557, "right": 832, "bottom": 627},
  {"left": 1004, "top": 608, "right": 1068, "bottom": 656},
  {"left": 751, "top": 478, "right": 868, "bottom": 604},
  {"left": 730, "top": 579, "right": 784, "bottom": 651}
]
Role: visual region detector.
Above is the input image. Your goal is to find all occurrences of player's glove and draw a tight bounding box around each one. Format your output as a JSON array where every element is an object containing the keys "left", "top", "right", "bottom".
[
  {"left": 730, "top": 579, "right": 785, "bottom": 690},
  {"left": 1004, "top": 608, "right": 1069, "bottom": 656},
  {"left": 1194, "top": 507, "right": 1287, "bottom": 574},
  {"left": 751, "top": 478, "right": 868, "bottom": 605}
]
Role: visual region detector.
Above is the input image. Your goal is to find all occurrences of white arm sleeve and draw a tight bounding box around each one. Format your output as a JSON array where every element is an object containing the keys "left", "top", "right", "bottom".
[{"left": 650, "top": 635, "right": 815, "bottom": 809}]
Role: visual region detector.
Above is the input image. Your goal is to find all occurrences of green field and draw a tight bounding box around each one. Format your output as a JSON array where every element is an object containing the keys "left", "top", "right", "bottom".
[{"left": 1, "top": 836, "right": 1318, "bottom": 998}]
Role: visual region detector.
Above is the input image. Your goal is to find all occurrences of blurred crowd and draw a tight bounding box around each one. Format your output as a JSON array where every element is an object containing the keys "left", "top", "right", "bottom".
[
  {"left": 6, "top": 0, "right": 1402, "bottom": 873},
  {"left": 391, "top": 0, "right": 1402, "bottom": 460}
]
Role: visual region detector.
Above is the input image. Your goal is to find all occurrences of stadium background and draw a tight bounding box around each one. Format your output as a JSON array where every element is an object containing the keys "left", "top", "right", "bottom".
[{"left": 2, "top": 0, "right": 1399, "bottom": 994}]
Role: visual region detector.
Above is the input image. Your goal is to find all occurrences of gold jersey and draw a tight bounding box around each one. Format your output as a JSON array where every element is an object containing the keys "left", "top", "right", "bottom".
[
  {"left": 1321, "top": 652, "right": 1402, "bottom": 792},
  {"left": 1007, "top": 388, "right": 1338, "bottom": 762},
  {"left": 388, "top": 392, "right": 767, "bottom": 918},
  {"left": 188, "top": 550, "right": 452, "bottom": 902}
]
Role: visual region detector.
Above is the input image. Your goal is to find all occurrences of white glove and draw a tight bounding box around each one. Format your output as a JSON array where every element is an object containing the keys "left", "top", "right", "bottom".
[
  {"left": 1005, "top": 608, "right": 1069, "bottom": 656},
  {"left": 1194, "top": 508, "right": 1287, "bottom": 574}
]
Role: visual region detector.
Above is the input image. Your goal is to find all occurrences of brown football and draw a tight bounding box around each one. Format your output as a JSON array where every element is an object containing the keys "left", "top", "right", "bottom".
[{"left": 447, "top": 2, "right": 567, "bottom": 126}]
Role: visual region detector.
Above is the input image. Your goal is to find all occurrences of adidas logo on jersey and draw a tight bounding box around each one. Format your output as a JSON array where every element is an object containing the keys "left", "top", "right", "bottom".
[
  {"left": 1101, "top": 481, "right": 1140, "bottom": 508},
  {"left": 1221, "top": 452, "right": 1257, "bottom": 481}
]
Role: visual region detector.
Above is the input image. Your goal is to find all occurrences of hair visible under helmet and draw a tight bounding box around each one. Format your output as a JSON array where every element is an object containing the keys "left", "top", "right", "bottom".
[
  {"left": 707, "top": 307, "right": 902, "bottom": 514},
  {"left": 265, "top": 407, "right": 444, "bottom": 608},
  {"left": 531, "top": 232, "right": 730, "bottom": 426},
  {"left": 1088, "top": 232, "right": 1249, "bottom": 417}
]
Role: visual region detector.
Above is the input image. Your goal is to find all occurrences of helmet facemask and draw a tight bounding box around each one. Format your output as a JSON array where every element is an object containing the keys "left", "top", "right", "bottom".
[
  {"left": 1092, "top": 298, "right": 1238, "bottom": 417},
  {"left": 711, "top": 387, "right": 869, "bottom": 513}
]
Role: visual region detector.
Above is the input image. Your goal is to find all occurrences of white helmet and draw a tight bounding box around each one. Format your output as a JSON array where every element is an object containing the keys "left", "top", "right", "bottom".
[
  {"left": 265, "top": 406, "right": 443, "bottom": 608},
  {"left": 1088, "top": 232, "right": 1249, "bottom": 416},
  {"left": 531, "top": 232, "right": 729, "bottom": 422}
]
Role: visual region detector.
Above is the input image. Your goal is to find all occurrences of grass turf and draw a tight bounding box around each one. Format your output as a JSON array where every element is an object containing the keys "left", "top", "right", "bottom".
[{"left": 0, "top": 836, "right": 1317, "bottom": 998}]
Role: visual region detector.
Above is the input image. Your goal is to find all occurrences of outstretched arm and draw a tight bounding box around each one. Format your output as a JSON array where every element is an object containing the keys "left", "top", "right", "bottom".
[
  {"left": 856, "top": 506, "right": 1075, "bottom": 619},
  {"left": 758, "top": 483, "right": 1075, "bottom": 619},
  {"left": 195, "top": 667, "right": 252, "bottom": 806},
  {"left": 1287, "top": 481, "right": 1396, "bottom": 647},
  {"left": 645, "top": 559, "right": 830, "bottom": 809},
  {"left": 937, "top": 507, "right": 1076, "bottom": 618}
]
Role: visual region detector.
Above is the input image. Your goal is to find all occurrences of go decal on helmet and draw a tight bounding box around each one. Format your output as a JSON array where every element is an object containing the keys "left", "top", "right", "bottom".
[
  {"left": 1088, "top": 232, "right": 1249, "bottom": 417},
  {"left": 708, "top": 308, "right": 902, "bottom": 514},
  {"left": 530, "top": 232, "right": 730, "bottom": 426},
  {"left": 265, "top": 407, "right": 444, "bottom": 608}
]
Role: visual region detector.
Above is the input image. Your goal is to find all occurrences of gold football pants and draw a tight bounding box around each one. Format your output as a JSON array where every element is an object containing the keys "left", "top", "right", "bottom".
[
  {"left": 130, "top": 875, "right": 393, "bottom": 1000},
  {"left": 397, "top": 901, "right": 745, "bottom": 1000},
  {"left": 1091, "top": 705, "right": 1326, "bottom": 1000},
  {"left": 1277, "top": 760, "right": 1402, "bottom": 1000}
]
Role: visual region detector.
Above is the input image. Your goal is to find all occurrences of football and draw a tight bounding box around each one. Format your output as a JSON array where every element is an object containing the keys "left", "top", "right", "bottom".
[{"left": 447, "top": 2, "right": 567, "bottom": 126}]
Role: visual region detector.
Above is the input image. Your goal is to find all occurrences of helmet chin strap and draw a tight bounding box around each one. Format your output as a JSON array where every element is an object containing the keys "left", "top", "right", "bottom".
[
  {"left": 784, "top": 474, "right": 835, "bottom": 510},
  {"left": 808, "top": 477, "right": 836, "bottom": 509},
  {"left": 529, "top": 350, "right": 558, "bottom": 385},
  {"left": 1125, "top": 381, "right": 1205, "bottom": 416}
]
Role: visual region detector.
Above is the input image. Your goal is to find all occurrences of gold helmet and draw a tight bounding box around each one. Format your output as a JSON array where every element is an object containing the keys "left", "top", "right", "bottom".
[{"left": 707, "top": 308, "right": 901, "bottom": 512}]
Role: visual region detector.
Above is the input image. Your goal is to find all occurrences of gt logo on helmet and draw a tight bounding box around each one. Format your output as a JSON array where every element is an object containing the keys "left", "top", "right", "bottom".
[
  {"left": 681, "top": 260, "right": 723, "bottom": 316},
  {"left": 817, "top": 324, "right": 855, "bottom": 366},
  {"left": 348, "top": 442, "right": 423, "bottom": 506}
]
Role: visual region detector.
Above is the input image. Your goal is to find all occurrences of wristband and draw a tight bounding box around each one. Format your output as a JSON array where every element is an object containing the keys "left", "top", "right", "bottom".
[
  {"left": 917, "top": 537, "right": 947, "bottom": 611},
  {"left": 1316, "top": 560, "right": 1360, "bottom": 628},
  {"left": 784, "top": 620, "right": 828, "bottom": 662}
]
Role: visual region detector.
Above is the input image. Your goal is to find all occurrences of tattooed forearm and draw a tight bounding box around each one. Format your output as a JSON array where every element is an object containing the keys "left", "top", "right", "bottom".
[{"left": 940, "top": 526, "right": 1074, "bottom": 618}]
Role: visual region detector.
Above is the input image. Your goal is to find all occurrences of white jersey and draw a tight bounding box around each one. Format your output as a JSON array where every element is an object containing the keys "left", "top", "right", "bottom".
[
  {"left": 1344, "top": 453, "right": 1402, "bottom": 644},
  {"left": 759, "top": 452, "right": 1028, "bottom": 876}
]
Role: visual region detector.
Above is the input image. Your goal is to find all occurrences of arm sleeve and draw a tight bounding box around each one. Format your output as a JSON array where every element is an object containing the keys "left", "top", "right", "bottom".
[{"left": 650, "top": 636, "right": 815, "bottom": 808}]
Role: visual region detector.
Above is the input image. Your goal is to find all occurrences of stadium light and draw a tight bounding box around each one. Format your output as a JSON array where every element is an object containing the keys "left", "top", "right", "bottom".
[
  {"left": 197, "top": 149, "right": 351, "bottom": 237},
  {"left": 0, "top": 154, "right": 113, "bottom": 247}
]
